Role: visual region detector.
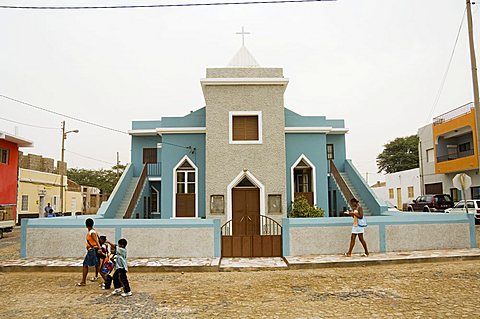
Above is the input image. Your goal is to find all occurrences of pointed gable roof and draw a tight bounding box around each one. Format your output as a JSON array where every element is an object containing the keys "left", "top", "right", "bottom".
[{"left": 228, "top": 45, "right": 260, "bottom": 68}]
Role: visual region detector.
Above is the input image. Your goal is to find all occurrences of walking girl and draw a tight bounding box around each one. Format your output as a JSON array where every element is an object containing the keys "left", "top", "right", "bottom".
[{"left": 344, "top": 198, "right": 369, "bottom": 257}]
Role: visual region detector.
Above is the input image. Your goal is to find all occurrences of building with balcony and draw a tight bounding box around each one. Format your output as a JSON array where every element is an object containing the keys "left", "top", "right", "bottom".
[{"left": 418, "top": 102, "right": 479, "bottom": 200}]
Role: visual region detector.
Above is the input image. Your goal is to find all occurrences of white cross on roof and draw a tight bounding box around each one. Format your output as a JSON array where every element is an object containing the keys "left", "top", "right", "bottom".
[{"left": 236, "top": 26, "right": 250, "bottom": 46}]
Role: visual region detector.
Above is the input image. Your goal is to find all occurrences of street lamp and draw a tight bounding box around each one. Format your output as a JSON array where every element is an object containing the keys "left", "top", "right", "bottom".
[{"left": 59, "top": 121, "right": 79, "bottom": 214}]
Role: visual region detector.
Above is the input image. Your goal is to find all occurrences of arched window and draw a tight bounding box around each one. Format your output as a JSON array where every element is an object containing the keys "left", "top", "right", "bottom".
[
  {"left": 291, "top": 155, "right": 316, "bottom": 206},
  {"left": 174, "top": 157, "right": 197, "bottom": 218}
]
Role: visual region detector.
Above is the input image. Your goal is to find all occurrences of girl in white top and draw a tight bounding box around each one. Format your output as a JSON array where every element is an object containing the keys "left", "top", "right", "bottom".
[{"left": 344, "top": 198, "right": 369, "bottom": 257}]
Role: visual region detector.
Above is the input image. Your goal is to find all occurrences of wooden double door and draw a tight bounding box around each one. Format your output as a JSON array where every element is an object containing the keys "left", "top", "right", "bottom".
[
  {"left": 232, "top": 188, "right": 260, "bottom": 236},
  {"left": 222, "top": 187, "right": 282, "bottom": 257}
]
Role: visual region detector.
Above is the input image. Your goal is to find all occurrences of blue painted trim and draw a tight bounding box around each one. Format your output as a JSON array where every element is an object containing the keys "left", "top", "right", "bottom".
[
  {"left": 379, "top": 224, "right": 386, "bottom": 252},
  {"left": 286, "top": 214, "right": 471, "bottom": 227},
  {"left": 20, "top": 219, "right": 28, "bottom": 258},
  {"left": 22, "top": 218, "right": 216, "bottom": 227},
  {"left": 468, "top": 213, "right": 477, "bottom": 248},
  {"left": 213, "top": 219, "right": 221, "bottom": 257},
  {"left": 115, "top": 227, "right": 122, "bottom": 242},
  {"left": 282, "top": 218, "right": 290, "bottom": 256}
]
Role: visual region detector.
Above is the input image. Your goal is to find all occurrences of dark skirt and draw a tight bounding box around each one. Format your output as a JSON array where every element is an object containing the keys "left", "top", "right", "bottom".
[{"left": 83, "top": 249, "right": 99, "bottom": 267}]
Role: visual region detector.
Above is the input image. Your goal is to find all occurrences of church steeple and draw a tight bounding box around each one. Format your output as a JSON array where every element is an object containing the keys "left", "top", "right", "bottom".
[
  {"left": 228, "top": 45, "right": 260, "bottom": 68},
  {"left": 227, "top": 27, "right": 260, "bottom": 68}
]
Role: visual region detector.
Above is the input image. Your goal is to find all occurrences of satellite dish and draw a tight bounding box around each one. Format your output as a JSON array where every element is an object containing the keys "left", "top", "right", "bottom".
[{"left": 453, "top": 173, "right": 472, "bottom": 191}]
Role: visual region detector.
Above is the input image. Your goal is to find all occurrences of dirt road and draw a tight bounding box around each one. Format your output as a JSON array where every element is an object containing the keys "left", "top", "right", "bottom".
[
  {"left": 1, "top": 260, "right": 479, "bottom": 318},
  {"left": 1, "top": 227, "right": 479, "bottom": 318}
]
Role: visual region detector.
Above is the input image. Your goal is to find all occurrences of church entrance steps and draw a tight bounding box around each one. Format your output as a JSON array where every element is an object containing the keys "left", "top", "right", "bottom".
[
  {"left": 114, "top": 177, "right": 140, "bottom": 218},
  {"left": 219, "top": 257, "right": 288, "bottom": 271},
  {"left": 2, "top": 249, "right": 480, "bottom": 272}
]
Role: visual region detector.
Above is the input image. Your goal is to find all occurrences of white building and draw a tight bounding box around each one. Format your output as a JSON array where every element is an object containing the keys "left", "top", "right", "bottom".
[{"left": 371, "top": 168, "right": 421, "bottom": 210}]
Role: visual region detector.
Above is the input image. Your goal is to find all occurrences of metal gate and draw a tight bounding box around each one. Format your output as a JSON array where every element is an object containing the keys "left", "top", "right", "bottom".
[{"left": 221, "top": 215, "right": 282, "bottom": 257}]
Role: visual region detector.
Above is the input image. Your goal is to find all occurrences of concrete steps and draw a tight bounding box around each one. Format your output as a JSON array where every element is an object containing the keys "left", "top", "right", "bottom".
[
  {"left": 339, "top": 172, "right": 371, "bottom": 216},
  {"left": 114, "top": 177, "right": 140, "bottom": 219}
]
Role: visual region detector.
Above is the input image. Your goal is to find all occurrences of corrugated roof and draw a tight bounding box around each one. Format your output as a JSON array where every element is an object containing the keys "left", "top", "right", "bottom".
[{"left": 227, "top": 45, "right": 260, "bottom": 68}]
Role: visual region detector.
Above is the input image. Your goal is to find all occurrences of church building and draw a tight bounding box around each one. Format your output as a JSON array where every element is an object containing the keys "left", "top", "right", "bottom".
[{"left": 120, "top": 43, "right": 385, "bottom": 229}]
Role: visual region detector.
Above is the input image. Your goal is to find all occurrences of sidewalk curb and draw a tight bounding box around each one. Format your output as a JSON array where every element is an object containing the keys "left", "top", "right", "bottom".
[
  {"left": 286, "top": 254, "right": 480, "bottom": 270},
  {"left": 1, "top": 253, "right": 480, "bottom": 272}
]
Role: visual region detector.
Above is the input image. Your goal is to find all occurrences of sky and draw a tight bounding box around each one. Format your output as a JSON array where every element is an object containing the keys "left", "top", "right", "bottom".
[{"left": 0, "top": 0, "right": 478, "bottom": 183}]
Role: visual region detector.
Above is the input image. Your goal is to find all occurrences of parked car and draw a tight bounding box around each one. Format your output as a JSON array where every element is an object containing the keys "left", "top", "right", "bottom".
[
  {"left": 445, "top": 200, "right": 480, "bottom": 223},
  {"left": 386, "top": 201, "right": 401, "bottom": 212},
  {"left": 407, "top": 194, "right": 454, "bottom": 213}
]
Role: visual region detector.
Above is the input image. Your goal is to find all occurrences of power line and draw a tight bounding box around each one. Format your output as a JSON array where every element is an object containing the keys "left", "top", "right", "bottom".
[
  {"left": 426, "top": 7, "right": 466, "bottom": 122},
  {"left": 0, "top": 116, "right": 60, "bottom": 130},
  {"left": 1, "top": 94, "right": 194, "bottom": 150},
  {"left": 65, "top": 149, "right": 116, "bottom": 165},
  {"left": 0, "top": 0, "right": 335, "bottom": 10},
  {"left": 0, "top": 94, "right": 129, "bottom": 135}
]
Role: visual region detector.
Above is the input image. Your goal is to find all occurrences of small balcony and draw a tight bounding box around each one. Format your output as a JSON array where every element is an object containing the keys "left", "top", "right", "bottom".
[
  {"left": 435, "top": 133, "right": 476, "bottom": 173},
  {"left": 433, "top": 102, "right": 474, "bottom": 125},
  {"left": 147, "top": 162, "right": 162, "bottom": 179},
  {"left": 437, "top": 149, "right": 474, "bottom": 163},
  {"left": 433, "top": 102, "right": 478, "bottom": 173}
]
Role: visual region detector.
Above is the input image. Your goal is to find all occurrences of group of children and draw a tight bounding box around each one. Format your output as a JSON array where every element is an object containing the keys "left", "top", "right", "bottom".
[{"left": 78, "top": 218, "right": 132, "bottom": 297}]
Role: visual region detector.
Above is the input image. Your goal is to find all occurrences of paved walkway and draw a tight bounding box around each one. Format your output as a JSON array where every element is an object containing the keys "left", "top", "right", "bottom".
[{"left": 1, "top": 248, "right": 479, "bottom": 272}]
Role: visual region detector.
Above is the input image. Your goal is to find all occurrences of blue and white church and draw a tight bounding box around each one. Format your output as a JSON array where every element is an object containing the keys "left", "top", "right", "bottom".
[
  {"left": 21, "top": 45, "right": 476, "bottom": 260},
  {"left": 109, "top": 45, "right": 386, "bottom": 224}
]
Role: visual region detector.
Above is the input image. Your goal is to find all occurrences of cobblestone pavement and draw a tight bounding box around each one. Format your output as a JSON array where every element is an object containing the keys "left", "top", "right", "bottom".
[
  {"left": 0, "top": 260, "right": 480, "bottom": 318},
  {"left": 0, "top": 227, "right": 20, "bottom": 261},
  {"left": 1, "top": 227, "right": 479, "bottom": 318}
]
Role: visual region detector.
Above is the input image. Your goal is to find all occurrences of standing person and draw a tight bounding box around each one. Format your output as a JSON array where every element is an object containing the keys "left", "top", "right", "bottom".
[
  {"left": 110, "top": 238, "right": 132, "bottom": 297},
  {"left": 101, "top": 242, "right": 117, "bottom": 290},
  {"left": 77, "top": 218, "right": 102, "bottom": 286},
  {"left": 44, "top": 203, "right": 53, "bottom": 217},
  {"left": 344, "top": 198, "right": 369, "bottom": 257}
]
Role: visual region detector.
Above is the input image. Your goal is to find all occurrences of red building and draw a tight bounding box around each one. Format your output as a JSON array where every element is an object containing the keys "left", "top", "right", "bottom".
[{"left": 0, "top": 131, "right": 33, "bottom": 222}]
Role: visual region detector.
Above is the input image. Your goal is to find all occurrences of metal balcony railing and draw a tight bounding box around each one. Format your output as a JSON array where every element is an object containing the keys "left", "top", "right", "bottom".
[
  {"left": 436, "top": 149, "right": 475, "bottom": 163},
  {"left": 433, "top": 102, "right": 474, "bottom": 125},
  {"left": 147, "top": 162, "right": 162, "bottom": 177}
]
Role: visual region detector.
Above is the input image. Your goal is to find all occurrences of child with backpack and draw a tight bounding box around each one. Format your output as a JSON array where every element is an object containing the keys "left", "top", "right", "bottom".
[
  {"left": 92, "top": 235, "right": 108, "bottom": 283},
  {"left": 101, "top": 240, "right": 116, "bottom": 290}
]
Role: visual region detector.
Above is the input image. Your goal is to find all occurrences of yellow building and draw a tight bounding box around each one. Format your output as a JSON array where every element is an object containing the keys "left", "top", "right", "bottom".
[
  {"left": 419, "top": 102, "right": 480, "bottom": 200},
  {"left": 432, "top": 102, "right": 478, "bottom": 174},
  {"left": 17, "top": 168, "right": 82, "bottom": 223}
]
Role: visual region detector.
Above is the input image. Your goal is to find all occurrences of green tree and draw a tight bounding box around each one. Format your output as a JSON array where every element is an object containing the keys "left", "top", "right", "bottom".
[
  {"left": 67, "top": 165, "right": 125, "bottom": 194},
  {"left": 376, "top": 135, "right": 419, "bottom": 173}
]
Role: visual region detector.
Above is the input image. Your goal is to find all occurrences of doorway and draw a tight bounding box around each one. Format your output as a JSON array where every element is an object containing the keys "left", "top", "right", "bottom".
[{"left": 221, "top": 176, "right": 282, "bottom": 257}]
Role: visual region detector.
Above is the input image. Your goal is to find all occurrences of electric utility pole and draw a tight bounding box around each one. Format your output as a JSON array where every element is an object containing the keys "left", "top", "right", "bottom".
[
  {"left": 60, "top": 121, "right": 65, "bottom": 214},
  {"left": 466, "top": 0, "right": 480, "bottom": 173},
  {"left": 59, "top": 121, "right": 79, "bottom": 214}
]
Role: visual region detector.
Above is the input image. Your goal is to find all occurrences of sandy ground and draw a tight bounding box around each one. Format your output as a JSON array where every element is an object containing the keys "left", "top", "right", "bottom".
[
  {"left": 0, "top": 227, "right": 479, "bottom": 318},
  {"left": 0, "top": 227, "right": 20, "bottom": 260}
]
